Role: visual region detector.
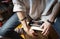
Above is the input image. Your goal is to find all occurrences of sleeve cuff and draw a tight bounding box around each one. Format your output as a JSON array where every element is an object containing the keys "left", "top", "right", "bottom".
[{"left": 13, "top": 4, "right": 26, "bottom": 12}]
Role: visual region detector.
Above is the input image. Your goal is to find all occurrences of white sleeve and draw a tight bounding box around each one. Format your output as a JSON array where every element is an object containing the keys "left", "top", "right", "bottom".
[{"left": 12, "top": 0, "right": 26, "bottom": 12}]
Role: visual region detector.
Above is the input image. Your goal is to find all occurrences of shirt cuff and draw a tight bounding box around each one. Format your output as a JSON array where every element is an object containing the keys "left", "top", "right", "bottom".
[{"left": 13, "top": 4, "right": 26, "bottom": 12}]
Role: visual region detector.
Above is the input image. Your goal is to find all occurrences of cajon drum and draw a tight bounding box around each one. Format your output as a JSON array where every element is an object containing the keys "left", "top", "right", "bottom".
[
  {"left": 24, "top": 26, "right": 59, "bottom": 39},
  {"left": 24, "top": 26, "right": 48, "bottom": 39},
  {"left": 15, "top": 24, "right": 59, "bottom": 39}
]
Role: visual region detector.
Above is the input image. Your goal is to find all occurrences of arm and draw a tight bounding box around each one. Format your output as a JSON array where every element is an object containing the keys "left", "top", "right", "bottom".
[
  {"left": 12, "top": 0, "right": 28, "bottom": 32},
  {"left": 49, "top": 2, "right": 60, "bottom": 22},
  {"left": 12, "top": 0, "right": 35, "bottom": 37},
  {"left": 40, "top": 2, "right": 60, "bottom": 37},
  {"left": 17, "top": 12, "right": 29, "bottom": 32}
]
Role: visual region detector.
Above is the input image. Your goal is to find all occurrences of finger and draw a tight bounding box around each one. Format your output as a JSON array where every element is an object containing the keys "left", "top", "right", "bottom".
[
  {"left": 43, "top": 27, "right": 49, "bottom": 36},
  {"left": 39, "top": 24, "right": 44, "bottom": 32},
  {"left": 43, "top": 26, "right": 52, "bottom": 36},
  {"left": 30, "top": 29, "right": 34, "bottom": 33},
  {"left": 40, "top": 24, "right": 44, "bottom": 29},
  {"left": 33, "top": 32, "right": 38, "bottom": 36},
  {"left": 42, "top": 27, "right": 47, "bottom": 34}
]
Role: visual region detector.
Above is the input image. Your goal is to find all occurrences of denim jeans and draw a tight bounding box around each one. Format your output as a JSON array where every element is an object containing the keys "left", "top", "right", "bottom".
[
  {"left": 0, "top": 13, "right": 22, "bottom": 39},
  {"left": 53, "top": 17, "right": 60, "bottom": 39}
]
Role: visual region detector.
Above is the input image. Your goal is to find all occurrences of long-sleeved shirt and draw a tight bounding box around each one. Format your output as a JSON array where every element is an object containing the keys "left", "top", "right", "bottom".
[{"left": 12, "top": 0, "right": 57, "bottom": 21}]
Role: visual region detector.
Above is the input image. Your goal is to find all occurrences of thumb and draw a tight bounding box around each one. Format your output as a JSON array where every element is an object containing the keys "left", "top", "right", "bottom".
[{"left": 40, "top": 24, "right": 44, "bottom": 29}]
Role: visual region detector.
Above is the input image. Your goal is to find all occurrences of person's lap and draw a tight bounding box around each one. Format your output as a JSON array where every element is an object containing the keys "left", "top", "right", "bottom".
[{"left": 0, "top": 13, "right": 22, "bottom": 39}]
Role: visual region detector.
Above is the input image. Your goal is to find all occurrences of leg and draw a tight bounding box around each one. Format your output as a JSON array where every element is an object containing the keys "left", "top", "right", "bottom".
[
  {"left": 0, "top": 13, "right": 22, "bottom": 39},
  {"left": 53, "top": 17, "right": 60, "bottom": 39}
]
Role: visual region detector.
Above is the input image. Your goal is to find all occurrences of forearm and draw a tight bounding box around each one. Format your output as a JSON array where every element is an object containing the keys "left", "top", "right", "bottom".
[
  {"left": 17, "top": 12, "right": 28, "bottom": 31},
  {"left": 49, "top": 2, "right": 60, "bottom": 22}
]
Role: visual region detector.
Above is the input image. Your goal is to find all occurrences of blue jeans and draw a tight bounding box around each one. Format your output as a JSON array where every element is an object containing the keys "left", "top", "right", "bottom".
[
  {"left": 53, "top": 17, "right": 60, "bottom": 39},
  {"left": 0, "top": 13, "right": 22, "bottom": 39}
]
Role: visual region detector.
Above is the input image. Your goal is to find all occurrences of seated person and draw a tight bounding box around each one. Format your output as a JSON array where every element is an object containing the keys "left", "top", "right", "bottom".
[{"left": 0, "top": 0, "right": 60, "bottom": 39}]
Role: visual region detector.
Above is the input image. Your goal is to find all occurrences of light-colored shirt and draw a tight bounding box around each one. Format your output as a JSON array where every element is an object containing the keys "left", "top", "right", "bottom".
[{"left": 12, "top": 0, "right": 57, "bottom": 21}]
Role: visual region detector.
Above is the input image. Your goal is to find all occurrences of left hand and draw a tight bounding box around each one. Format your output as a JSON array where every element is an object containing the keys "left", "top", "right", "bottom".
[{"left": 40, "top": 21, "right": 52, "bottom": 36}]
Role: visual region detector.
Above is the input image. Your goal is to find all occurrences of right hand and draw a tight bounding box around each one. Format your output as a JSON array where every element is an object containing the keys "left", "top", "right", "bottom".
[{"left": 24, "top": 25, "right": 37, "bottom": 37}]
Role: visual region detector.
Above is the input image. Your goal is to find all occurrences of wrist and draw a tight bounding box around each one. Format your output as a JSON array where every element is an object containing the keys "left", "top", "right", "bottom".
[
  {"left": 20, "top": 17, "right": 27, "bottom": 21},
  {"left": 47, "top": 20, "right": 54, "bottom": 25}
]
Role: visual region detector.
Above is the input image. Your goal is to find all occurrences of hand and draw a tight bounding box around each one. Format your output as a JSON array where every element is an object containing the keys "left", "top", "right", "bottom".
[
  {"left": 24, "top": 25, "right": 37, "bottom": 37},
  {"left": 40, "top": 21, "right": 52, "bottom": 36}
]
